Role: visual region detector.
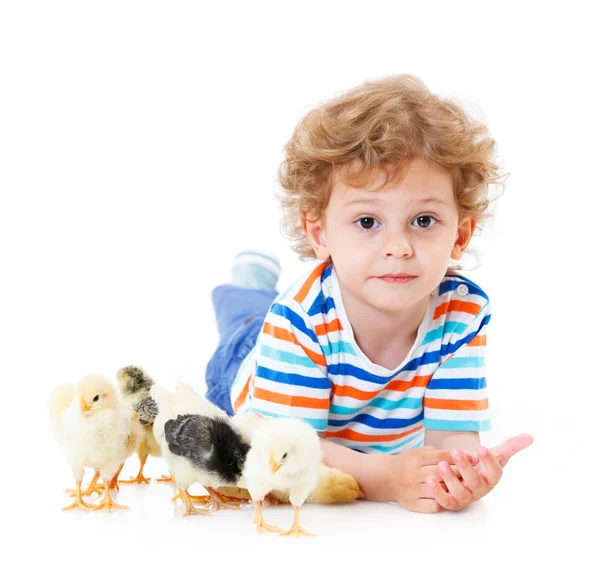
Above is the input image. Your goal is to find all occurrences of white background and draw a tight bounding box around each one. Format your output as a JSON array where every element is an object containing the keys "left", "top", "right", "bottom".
[{"left": 1, "top": 1, "right": 597, "bottom": 579}]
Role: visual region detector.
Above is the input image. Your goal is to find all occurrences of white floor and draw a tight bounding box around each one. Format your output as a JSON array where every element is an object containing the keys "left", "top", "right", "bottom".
[{"left": 5, "top": 379, "right": 591, "bottom": 581}]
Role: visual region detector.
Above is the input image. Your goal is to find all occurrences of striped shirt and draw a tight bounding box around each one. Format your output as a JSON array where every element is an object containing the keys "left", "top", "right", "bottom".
[{"left": 231, "top": 262, "right": 492, "bottom": 454}]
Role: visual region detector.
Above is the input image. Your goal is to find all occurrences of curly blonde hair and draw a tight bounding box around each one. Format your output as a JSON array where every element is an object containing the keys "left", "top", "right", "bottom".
[{"left": 277, "top": 74, "right": 506, "bottom": 261}]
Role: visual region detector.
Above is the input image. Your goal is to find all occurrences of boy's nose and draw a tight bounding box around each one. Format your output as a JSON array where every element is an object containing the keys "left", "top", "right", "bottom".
[{"left": 382, "top": 229, "right": 413, "bottom": 259}]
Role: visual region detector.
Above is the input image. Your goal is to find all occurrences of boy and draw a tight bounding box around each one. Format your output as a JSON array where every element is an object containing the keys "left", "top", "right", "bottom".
[{"left": 206, "top": 75, "right": 533, "bottom": 513}]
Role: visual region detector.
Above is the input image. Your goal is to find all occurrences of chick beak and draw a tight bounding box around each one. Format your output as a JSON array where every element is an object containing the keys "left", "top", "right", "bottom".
[
  {"left": 269, "top": 455, "right": 282, "bottom": 475},
  {"left": 80, "top": 399, "right": 92, "bottom": 413}
]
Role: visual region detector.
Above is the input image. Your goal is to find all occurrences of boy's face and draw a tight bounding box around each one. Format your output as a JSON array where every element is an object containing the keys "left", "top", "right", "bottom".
[{"left": 304, "top": 155, "right": 475, "bottom": 315}]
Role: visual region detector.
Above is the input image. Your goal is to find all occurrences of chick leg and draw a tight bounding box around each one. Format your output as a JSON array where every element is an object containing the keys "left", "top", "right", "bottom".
[
  {"left": 66, "top": 471, "right": 102, "bottom": 497},
  {"left": 107, "top": 464, "right": 123, "bottom": 491},
  {"left": 280, "top": 505, "right": 316, "bottom": 537},
  {"left": 91, "top": 480, "right": 130, "bottom": 512},
  {"left": 62, "top": 480, "right": 98, "bottom": 511},
  {"left": 181, "top": 490, "right": 211, "bottom": 517},
  {"left": 171, "top": 489, "right": 212, "bottom": 504},
  {"left": 253, "top": 500, "right": 285, "bottom": 534},
  {"left": 206, "top": 487, "right": 245, "bottom": 510},
  {"left": 119, "top": 453, "right": 151, "bottom": 485},
  {"left": 156, "top": 471, "right": 174, "bottom": 483}
]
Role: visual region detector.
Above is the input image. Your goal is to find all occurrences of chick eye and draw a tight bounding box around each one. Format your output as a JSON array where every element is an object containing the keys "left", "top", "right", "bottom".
[
  {"left": 355, "top": 216, "right": 381, "bottom": 230},
  {"left": 412, "top": 215, "right": 438, "bottom": 229},
  {"left": 282, "top": 453, "right": 288, "bottom": 460},
  {"left": 93, "top": 395, "right": 99, "bottom": 402}
]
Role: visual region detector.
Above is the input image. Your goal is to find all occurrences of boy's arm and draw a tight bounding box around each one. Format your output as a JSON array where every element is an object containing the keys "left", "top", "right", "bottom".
[
  {"left": 319, "top": 438, "right": 394, "bottom": 502},
  {"left": 424, "top": 429, "right": 480, "bottom": 454}
]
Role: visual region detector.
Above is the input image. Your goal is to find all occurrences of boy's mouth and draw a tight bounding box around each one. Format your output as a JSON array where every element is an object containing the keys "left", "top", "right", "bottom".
[{"left": 378, "top": 273, "right": 417, "bottom": 284}]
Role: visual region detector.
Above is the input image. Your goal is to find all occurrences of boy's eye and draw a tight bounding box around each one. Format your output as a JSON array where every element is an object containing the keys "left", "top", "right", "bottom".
[
  {"left": 412, "top": 215, "right": 438, "bottom": 228},
  {"left": 355, "top": 217, "right": 381, "bottom": 230}
]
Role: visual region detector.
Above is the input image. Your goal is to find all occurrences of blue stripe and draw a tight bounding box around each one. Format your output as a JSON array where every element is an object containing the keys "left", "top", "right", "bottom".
[
  {"left": 322, "top": 264, "right": 333, "bottom": 282},
  {"left": 441, "top": 356, "right": 484, "bottom": 369},
  {"left": 248, "top": 408, "right": 328, "bottom": 432},
  {"left": 438, "top": 277, "right": 489, "bottom": 300},
  {"left": 440, "top": 314, "right": 491, "bottom": 358},
  {"left": 307, "top": 292, "right": 336, "bottom": 316},
  {"left": 270, "top": 303, "right": 319, "bottom": 344},
  {"left": 369, "top": 432, "right": 424, "bottom": 453},
  {"left": 255, "top": 366, "right": 331, "bottom": 389},
  {"left": 321, "top": 341, "right": 357, "bottom": 357},
  {"left": 329, "top": 397, "right": 422, "bottom": 416},
  {"left": 424, "top": 418, "right": 491, "bottom": 431},
  {"left": 328, "top": 410, "right": 424, "bottom": 429},
  {"left": 426, "top": 376, "right": 486, "bottom": 390},
  {"left": 259, "top": 345, "right": 316, "bottom": 368},
  {"left": 422, "top": 321, "right": 468, "bottom": 345}
]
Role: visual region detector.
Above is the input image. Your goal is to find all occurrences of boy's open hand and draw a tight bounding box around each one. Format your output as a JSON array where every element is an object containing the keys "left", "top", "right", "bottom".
[
  {"left": 386, "top": 446, "right": 479, "bottom": 513},
  {"left": 426, "top": 434, "right": 534, "bottom": 511}
]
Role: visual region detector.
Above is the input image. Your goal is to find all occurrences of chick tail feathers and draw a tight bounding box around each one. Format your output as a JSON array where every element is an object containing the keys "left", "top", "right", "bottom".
[
  {"left": 306, "top": 464, "right": 365, "bottom": 503},
  {"left": 48, "top": 383, "right": 74, "bottom": 433}
]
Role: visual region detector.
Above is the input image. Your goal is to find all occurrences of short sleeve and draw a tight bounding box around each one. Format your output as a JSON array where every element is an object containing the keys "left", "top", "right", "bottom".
[
  {"left": 247, "top": 299, "right": 332, "bottom": 432},
  {"left": 423, "top": 301, "right": 492, "bottom": 432}
]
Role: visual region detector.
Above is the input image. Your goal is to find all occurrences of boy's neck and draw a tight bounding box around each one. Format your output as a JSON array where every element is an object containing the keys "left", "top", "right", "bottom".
[{"left": 339, "top": 284, "right": 430, "bottom": 370}]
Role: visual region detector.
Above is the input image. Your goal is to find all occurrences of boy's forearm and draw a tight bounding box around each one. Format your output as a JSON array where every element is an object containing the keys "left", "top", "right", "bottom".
[
  {"left": 424, "top": 429, "right": 480, "bottom": 454},
  {"left": 320, "top": 438, "right": 393, "bottom": 502}
]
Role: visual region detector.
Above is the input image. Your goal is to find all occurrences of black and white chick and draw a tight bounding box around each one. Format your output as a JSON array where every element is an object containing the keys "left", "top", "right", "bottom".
[
  {"left": 151, "top": 382, "right": 250, "bottom": 516},
  {"left": 116, "top": 365, "right": 165, "bottom": 484}
]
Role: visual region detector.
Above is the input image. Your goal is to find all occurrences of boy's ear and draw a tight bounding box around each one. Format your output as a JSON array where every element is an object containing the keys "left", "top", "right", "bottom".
[
  {"left": 451, "top": 217, "right": 476, "bottom": 260},
  {"left": 301, "top": 212, "right": 331, "bottom": 260}
]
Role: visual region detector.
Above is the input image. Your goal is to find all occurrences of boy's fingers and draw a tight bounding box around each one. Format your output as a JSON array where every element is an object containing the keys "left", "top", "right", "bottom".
[
  {"left": 479, "top": 447, "right": 503, "bottom": 485},
  {"left": 438, "top": 461, "right": 472, "bottom": 504},
  {"left": 488, "top": 434, "right": 534, "bottom": 467},
  {"left": 425, "top": 477, "right": 460, "bottom": 511},
  {"left": 450, "top": 450, "right": 486, "bottom": 495}
]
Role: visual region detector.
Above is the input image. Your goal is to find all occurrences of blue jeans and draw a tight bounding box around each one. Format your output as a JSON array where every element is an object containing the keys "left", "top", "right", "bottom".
[{"left": 205, "top": 284, "right": 277, "bottom": 415}]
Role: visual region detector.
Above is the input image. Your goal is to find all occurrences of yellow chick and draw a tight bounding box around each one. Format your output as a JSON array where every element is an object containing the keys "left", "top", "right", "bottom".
[
  {"left": 230, "top": 412, "right": 364, "bottom": 505},
  {"left": 242, "top": 418, "right": 322, "bottom": 537},
  {"left": 116, "top": 365, "right": 164, "bottom": 484},
  {"left": 49, "top": 374, "right": 142, "bottom": 512}
]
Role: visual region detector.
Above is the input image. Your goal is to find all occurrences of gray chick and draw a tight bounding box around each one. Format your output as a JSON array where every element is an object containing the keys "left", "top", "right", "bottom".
[{"left": 116, "top": 365, "right": 166, "bottom": 484}]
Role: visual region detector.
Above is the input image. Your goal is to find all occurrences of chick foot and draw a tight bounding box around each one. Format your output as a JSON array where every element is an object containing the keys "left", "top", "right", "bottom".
[
  {"left": 156, "top": 473, "right": 174, "bottom": 483},
  {"left": 280, "top": 505, "right": 315, "bottom": 537},
  {"left": 119, "top": 455, "right": 151, "bottom": 485},
  {"left": 253, "top": 501, "right": 285, "bottom": 534},
  {"left": 181, "top": 490, "right": 211, "bottom": 517},
  {"left": 206, "top": 487, "right": 245, "bottom": 511},
  {"left": 66, "top": 471, "right": 101, "bottom": 497},
  {"left": 62, "top": 480, "right": 98, "bottom": 512},
  {"left": 91, "top": 481, "right": 130, "bottom": 512}
]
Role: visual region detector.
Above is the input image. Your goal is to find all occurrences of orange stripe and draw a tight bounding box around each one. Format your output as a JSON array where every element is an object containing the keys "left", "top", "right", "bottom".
[
  {"left": 434, "top": 300, "right": 481, "bottom": 320},
  {"left": 294, "top": 262, "right": 329, "bottom": 303},
  {"left": 253, "top": 387, "right": 330, "bottom": 410},
  {"left": 233, "top": 376, "right": 251, "bottom": 414},
  {"left": 326, "top": 423, "right": 423, "bottom": 443},
  {"left": 332, "top": 374, "right": 431, "bottom": 400},
  {"left": 468, "top": 335, "right": 486, "bottom": 347},
  {"left": 314, "top": 318, "right": 343, "bottom": 336},
  {"left": 263, "top": 322, "right": 327, "bottom": 366},
  {"left": 424, "top": 397, "right": 488, "bottom": 411}
]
